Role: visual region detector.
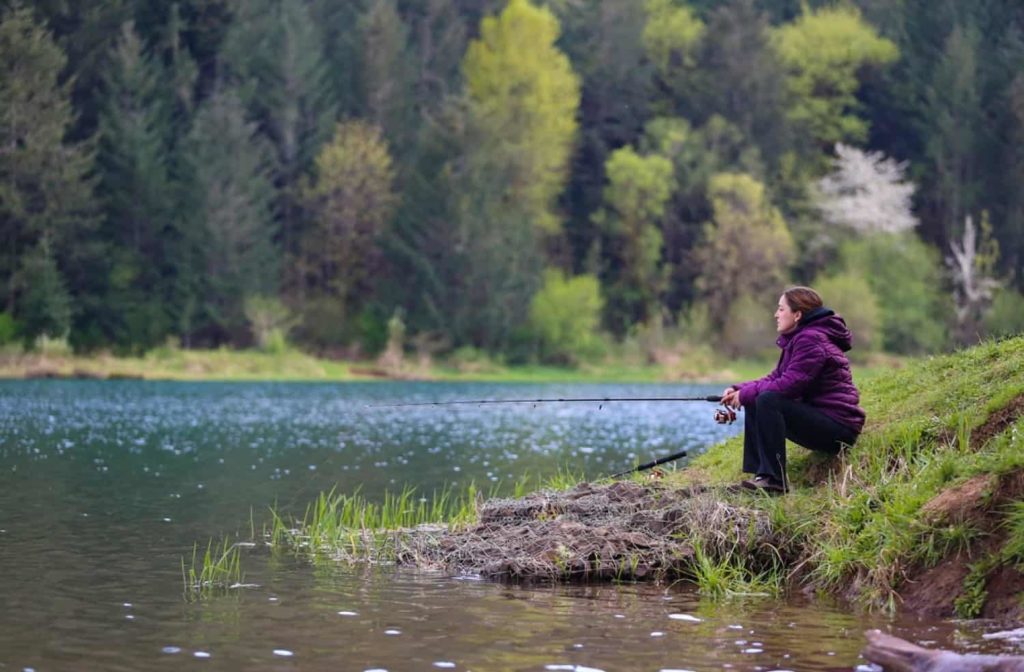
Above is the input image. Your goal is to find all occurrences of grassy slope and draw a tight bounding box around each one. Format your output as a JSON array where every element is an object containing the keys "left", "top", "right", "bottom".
[{"left": 681, "top": 336, "right": 1024, "bottom": 613}]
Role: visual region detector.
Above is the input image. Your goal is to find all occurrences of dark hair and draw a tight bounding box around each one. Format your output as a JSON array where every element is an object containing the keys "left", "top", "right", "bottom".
[{"left": 783, "top": 286, "right": 823, "bottom": 315}]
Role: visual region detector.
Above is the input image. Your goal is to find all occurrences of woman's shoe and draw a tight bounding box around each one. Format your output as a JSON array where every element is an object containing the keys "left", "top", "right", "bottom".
[{"left": 740, "top": 475, "right": 787, "bottom": 494}]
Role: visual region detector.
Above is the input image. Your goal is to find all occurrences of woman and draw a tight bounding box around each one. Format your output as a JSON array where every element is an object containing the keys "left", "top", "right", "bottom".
[{"left": 720, "top": 286, "right": 865, "bottom": 493}]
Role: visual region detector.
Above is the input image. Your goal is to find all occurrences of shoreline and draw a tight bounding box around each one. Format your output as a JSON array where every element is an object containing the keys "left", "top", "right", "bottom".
[
  {"left": 249, "top": 337, "right": 1024, "bottom": 619},
  {"left": 0, "top": 347, "right": 900, "bottom": 385}
]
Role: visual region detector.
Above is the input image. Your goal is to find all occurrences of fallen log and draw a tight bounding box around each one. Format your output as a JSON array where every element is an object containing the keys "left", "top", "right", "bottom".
[{"left": 862, "top": 629, "right": 1024, "bottom": 672}]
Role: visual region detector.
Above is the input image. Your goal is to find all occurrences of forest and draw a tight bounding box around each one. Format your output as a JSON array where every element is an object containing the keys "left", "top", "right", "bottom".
[{"left": 3, "top": 0, "right": 1024, "bottom": 365}]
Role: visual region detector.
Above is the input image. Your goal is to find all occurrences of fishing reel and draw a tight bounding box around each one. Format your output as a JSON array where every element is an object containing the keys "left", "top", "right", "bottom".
[{"left": 714, "top": 406, "right": 737, "bottom": 425}]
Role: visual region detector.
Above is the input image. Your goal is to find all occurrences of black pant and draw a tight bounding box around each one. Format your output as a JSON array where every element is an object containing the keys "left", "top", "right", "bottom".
[{"left": 742, "top": 392, "right": 859, "bottom": 484}]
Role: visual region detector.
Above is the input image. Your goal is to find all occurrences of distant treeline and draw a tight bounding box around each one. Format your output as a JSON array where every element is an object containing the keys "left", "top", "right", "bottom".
[{"left": 2, "top": 0, "right": 1023, "bottom": 362}]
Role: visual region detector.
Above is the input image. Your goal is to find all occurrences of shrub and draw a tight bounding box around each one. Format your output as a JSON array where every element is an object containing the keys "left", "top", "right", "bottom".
[
  {"left": 721, "top": 292, "right": 777, "bottom": 358},
  {"left": 0, "top": 312, "right": 19, "bottom": 345},
  {"left": 813, "top": 272, "right": 880, "bottom": 355},
  {"left": 528, "top": 269, "right": 605, "bottom": 364},
  {"left": 983, "top": 288, "right": 1024, "bottom": 339},
  {"left": 838, "top": 234, "right": 948, "bottom": 353}
]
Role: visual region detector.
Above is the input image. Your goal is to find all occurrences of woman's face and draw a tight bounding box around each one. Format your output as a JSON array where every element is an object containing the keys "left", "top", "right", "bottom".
[{"left": 775, "top": 295, "right": 801, "bottom": 334}]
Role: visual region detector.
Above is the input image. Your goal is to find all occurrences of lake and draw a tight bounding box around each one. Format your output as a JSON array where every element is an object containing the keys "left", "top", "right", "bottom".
[{"left": 0, "top": 380, "right": 1019, "bottom": 671}]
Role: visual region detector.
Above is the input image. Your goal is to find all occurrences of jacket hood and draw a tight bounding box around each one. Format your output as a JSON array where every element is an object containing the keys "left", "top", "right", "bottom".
[{"left": 779, "top": 307, "right": 854, "bottom": 351}]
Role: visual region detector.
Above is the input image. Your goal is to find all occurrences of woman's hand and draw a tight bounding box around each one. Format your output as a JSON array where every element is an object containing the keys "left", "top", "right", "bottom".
[{"left": 720, "top": 387, "right": 741, "bottom": 409}]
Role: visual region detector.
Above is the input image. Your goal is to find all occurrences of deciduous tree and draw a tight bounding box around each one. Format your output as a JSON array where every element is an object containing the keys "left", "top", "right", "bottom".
[
  {"left": 771, "top": 5, "right": 897, "bottom": 153},
  {"left": 696, "top": 172, "right": 794, "bottom": 332},
  {"left": 298, "top": 121, "right": 396, "bottom": 346},
  {"left": 593, "top": 147, "right": 675, "bottom": 333}
]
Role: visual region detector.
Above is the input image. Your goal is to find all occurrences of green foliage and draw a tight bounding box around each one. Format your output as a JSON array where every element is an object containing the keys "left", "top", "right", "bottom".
[
  {"left": 19, "top": 242, "right": 72, "bottom": 344},
  {"left": 771, "top": 5, "right": 898, "bottom": 151},
  {"left": 358, "top": 0, "right": 414, "bottom": 147},
  {"left": 838, "top": 234, "right": 948, "bottom": 354},
  {"left": 693, "top": 335, "right": 1024, "bottom": 611},
  {"left": 243, "top": 296, "right": 295, "bottom": 353},
  {"left": 0, "top": 313, "right": 19, "bottom": 345},
  {"left": 528, "top": 269, "right": 605, "bottom": 364},
  {"left": 0, "top": 3, "right": 94, "bottom": 343},
  {"left": 697, "top": 172, "right": 795, "bottom": 333},
  {"left": 4, "top": 0, "right": 1021, "bottom": 358},
  {"left": 984, "top": 288, "right": 1024, "bottom": 338},
  {"left": 720, "top": 292, "right": 775, "bottom": 359},
  {"left": 184, "top": 88, "right": 278, "bottom": 345},
  {"left": 299, "top": 120, "right": 396, "bottom": 347},
  {"left": 813, "top": 273, "right": 881, "bottom": 354},
  {"left": 463, "top": 0, "right": 580, "bottom": 234},
  {"left": 595, "top": 146, "right": 675, "bottom": 332},
  {"left": 642, "top": 0, "right": 703, "bottom": 72},
  {"left": 182, "top": 538, "right": 245, "bottom": 600}
]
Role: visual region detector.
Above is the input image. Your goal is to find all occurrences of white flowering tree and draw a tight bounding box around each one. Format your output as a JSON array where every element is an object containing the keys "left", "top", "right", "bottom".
[{"left": 817, "top": 143, "right": 917, "bottom": 234}]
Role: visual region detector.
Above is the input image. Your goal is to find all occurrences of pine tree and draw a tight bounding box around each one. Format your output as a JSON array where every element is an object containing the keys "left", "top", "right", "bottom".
[
  {"left": 183, "top": 87, "right": 278, "bottom": 345},
  {"left": 221, "top": 0, "right": 336, "bottom": 263},
  {"left": 358, "top": 0, "right": 415, "bottom": 152},
  {"left": 94, "top": 21, "right": 177, "bottom": 349},
  {"left": 0, "top": 3, "right": 95, "bottom": 342}
]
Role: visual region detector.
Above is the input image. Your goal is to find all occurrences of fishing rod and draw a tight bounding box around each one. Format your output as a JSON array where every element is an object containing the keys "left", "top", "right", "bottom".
[
  {"left": 609, "top": 448, "right": 690, "bottom": 478},
  {"left": 375, "top": 394, "right": 723, "bottom": 408}
]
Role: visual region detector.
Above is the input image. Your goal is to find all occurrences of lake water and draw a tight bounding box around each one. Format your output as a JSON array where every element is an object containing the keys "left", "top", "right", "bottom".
[{"left": 1, "top": 380, "right": 1021, "bottom": 671}]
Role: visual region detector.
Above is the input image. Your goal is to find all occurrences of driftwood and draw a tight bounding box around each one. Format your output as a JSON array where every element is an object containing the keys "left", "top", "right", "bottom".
[{"left": 862, "top": 630, "right": 1024, "bottom": 672}]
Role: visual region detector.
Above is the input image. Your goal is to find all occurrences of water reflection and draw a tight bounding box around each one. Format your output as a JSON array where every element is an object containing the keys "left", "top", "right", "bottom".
[{"left": 1, "top": 381, "right": 1021, "bottom": 670}]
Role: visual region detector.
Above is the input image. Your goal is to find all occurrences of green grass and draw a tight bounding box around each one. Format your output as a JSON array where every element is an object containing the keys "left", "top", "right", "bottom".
[
  {"left": 182, "top": 538, "right": 245, "bottom": 600},
  {"left": 266, "top": 485, "right": 482, "bottom": 563},
  {"left": 0, "top": 341, "right": 903, "bottom": 384},
  {"left": 682, "top": 336, "right": 1024, "bottom": 610}
]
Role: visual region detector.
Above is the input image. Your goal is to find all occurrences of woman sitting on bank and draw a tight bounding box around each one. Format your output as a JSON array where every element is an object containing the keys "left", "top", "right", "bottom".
[{"left": 720, "top": 286, "right": 866, "bottom": 494}]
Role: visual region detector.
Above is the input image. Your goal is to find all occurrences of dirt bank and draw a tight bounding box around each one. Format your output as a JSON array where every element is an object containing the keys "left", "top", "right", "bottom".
[{"left": 401, "top": 480, "right": 788, "bottom": 584}]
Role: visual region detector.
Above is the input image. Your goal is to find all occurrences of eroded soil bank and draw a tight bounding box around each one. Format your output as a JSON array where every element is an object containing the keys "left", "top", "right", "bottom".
[{"left": 396, "top": 472, "right": 1024, "bottom": 620}]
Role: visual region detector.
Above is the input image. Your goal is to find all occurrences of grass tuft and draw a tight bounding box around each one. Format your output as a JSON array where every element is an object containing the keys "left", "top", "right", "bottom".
[{"left": 182, "top": 538, "right": 244, "bottom": 600}]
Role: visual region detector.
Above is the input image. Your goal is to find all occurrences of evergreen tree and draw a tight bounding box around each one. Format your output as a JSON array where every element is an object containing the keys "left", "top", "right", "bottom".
[
  {"left": 921, "top": 24, "right": 983, "bottom": 241},
  {"left": 183, "top": 87, "right": 278, "bottom": 345},
  {"left": 94, "top": 21, "right": 177, "bottom": 349},
  {"left": 0, "top": 3, "right": 95, "bottom": 342},
  {"left": 18, "top": 240, "right": 71, "bottom": 344},
  {"left": 221, "top": 0, "right": 336, "bottom": 263},
  {"left": 692, "top": 0, "right": 790, "bottom": 170},
  {"left": 358, "top": 0, "right": 415, "bottom": 152},
  {"left": 309, "top": 0, "right": 368, "bottom": 118},
  {"left": 557, "top": 0, "right": 653, "bottom": 273}
]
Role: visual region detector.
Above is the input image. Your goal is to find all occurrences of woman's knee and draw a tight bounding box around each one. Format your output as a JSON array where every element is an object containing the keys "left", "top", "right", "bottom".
[{"left": 755, "top": 391, "right": 783, "bottom": 410}]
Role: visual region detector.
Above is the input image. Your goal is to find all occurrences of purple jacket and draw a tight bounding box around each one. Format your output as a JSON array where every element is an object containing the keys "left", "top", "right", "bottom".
[{"left": 734, "top": 309, "right": 866, "bottom": 433}]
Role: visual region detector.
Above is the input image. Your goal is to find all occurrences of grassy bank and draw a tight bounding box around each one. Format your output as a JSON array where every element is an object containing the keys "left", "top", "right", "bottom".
[
  {"left": 0, "top": 342, "right": 901, "bottom": 384},
  {"left": 683, "top": 335, "right": 1024, "bottom": 614},
  {"left": 257, "top": 336, "right": 1024, "bottom": 617}
]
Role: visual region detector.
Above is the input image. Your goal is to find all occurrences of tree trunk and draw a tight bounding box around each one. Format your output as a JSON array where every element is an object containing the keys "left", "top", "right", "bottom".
[{"left": 862, "top": 630, "right": 1024, "bottom": 672}]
